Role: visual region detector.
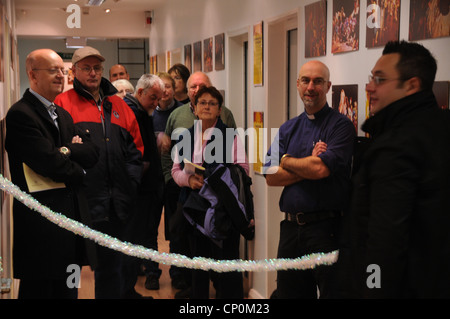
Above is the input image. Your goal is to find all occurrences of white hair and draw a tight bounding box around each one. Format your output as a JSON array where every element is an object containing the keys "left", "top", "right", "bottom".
[{"left": 112, "top": 79, "right": 135, "bottom": 92}]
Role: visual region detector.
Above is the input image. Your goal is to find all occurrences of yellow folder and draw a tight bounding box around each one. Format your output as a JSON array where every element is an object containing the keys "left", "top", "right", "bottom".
[{"left": 23, "top": 163, "right": 66, "bottom": 193}]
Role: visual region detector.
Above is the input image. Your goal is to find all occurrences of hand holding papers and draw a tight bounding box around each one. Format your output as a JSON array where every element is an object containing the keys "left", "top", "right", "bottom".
[
  {"left": 23, "top": 163, "right": 65, "bottom": 193},
  {"left": 183, "top": 158, "right": 205, "bottom": 176}
]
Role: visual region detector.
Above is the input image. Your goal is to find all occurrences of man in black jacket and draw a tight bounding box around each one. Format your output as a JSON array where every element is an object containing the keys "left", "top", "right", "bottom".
[
  {"left": 336, "top": 41, "right": 450, "bottom": 298},
  {"left": 6, "top": 49, "right": 99, "bottom": 299},
  {"left": 123, "top": 74, "right": 165, "bottom": 293}
]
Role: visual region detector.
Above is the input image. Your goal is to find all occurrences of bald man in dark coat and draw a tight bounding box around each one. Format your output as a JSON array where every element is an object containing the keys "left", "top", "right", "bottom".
[{"left": 5, "top": 49, "right": 99, "bottom": 299}]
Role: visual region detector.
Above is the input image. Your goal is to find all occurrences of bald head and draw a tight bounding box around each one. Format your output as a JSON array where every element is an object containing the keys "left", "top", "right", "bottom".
[
  {"left": 297, "top": 60, "right": 332, "bottom": 113},
  {"left": 26, "top": 49, "right": 65, "bottom": 101},
  {"left": 187, "top": 72, "right": 212, "bottom": 103},
  {"left": 299, "top": 60, "right": 330, "bottom": 82},
  {"left": 26, "top": 49, "right": 62, "bottom": 74},
  {"left": 109, "top": 64, "right": 129, "bottom": 82}
]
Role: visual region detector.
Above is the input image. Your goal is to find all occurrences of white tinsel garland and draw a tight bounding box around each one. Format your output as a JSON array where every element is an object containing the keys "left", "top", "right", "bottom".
[{"left": 0, "top": 174, "right": 338, "bottom": 272}]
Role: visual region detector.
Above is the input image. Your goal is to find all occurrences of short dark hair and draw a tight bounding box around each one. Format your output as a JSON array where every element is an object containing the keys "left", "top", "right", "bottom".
[
  {"left": 194, "top": 86, "right": 223, "bottom": 108},
  {"left": 168, "top": 63, "right": 191, "bottom": 90},
  {"left": 383, "top": 40, "right": 437, "bottom": 91}
]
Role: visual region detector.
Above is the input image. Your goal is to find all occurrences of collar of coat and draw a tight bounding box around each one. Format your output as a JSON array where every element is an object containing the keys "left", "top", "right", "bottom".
[
  {"left": 362, "top": 90, "right": 438, "bottom": 138},
  {"left": 72, "top": 77, "right": 118, "bottom": 103}
]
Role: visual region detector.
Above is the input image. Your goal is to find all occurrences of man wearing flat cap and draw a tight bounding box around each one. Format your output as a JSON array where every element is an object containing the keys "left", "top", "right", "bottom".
[{"left": 55, "top": 46, "right": 145, "bottom": 299}]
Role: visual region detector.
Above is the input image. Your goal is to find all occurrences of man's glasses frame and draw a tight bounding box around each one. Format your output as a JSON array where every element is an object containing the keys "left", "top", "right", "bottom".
[{"left": 32, "top": 68, "right": 68, "bottom": 75}]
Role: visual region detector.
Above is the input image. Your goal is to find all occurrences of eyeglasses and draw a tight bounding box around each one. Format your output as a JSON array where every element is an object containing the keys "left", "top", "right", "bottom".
[
  {"left": 76, "top": 65, "right": 104, "bottom": 74},
  {"left": 299, "top": 77, "right": 327, "bottom": 86},
  {"left": 197, "top": 100, "right": 219, "bottom": 107},
  {"left": 32, "top": 68, "right": 68, "bottom": 75},
  {"left": 189, "top": 84, "right": 207, "bottom": 91},
  {"left": 368, "top": 75, "right": 399, "bottom": 86}
]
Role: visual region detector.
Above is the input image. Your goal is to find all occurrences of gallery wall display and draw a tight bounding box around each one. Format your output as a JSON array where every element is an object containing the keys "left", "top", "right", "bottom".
[
  {"left": 366, "top": 0, "right": 400, "bottom": 48},
  {"left": 184, "top": 44, "right": 192, "bottom": 73},
  {"left": 149, "top": 55, "right": 157, "bottom": 74},
  {"left": 433, "top": 81, "right": 450, "bottom": 110},
  {"left": 215, "top": 33, "right": 225, "bottom": 71},
  {"left": 253, "top": 111, "right": 264, "bottom": 174},
  {"left": 332, "top": 0, "right": 360, "bottom": 54},
  {"left": 166, "top": 51, "right": 171, "bottom": 72},
  {"left": 148, "top": 0, "right": 449, "bottom": 138},
  {"left": 193, "top": 41, "right": 202, "bottom": 72},
  {"left": 409, "top": 0, "right": 450, "bottom": 41},
  {"left": 332, "top": 84, "right": 359, "bottom": 133},
  {"left": 203, "top": 37, "right": 213, "bottom": 73},
  {"left": 305, "top": 0, "right": 327, "bottom": 57},
  {"left": 253, "top": 21, "right": 264, "bottom": 86}
]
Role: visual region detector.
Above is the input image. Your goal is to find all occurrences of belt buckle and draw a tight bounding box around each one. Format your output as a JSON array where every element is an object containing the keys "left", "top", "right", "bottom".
[{"left": 295, "top": 212, "right": 305, "bottom": 225}]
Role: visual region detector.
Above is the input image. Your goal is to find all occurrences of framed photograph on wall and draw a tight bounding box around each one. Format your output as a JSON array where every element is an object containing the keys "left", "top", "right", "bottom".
[
  {"left": 409, "top": 0, "right": 450, "bottom": 41},
  {"left": 305, "top": 0, "right": 327, "bottom": 57},
  {"left": 215, "top": 33, "right": 225, "bottom": 71},
  {"left": 193, "top": 41, "right": 202, "bottom": 72},
  {"left": 150, "top": 55, "right": 158, "bottom": 74},
  {"left": 203, "top": 37, "right": 213, "bottom": 73},
  {"left": 184, "top": 44, "right": 192, "bottom": 73},
  {"left": 366, "top": 0, "right": 400, "bottom": 48},
  {"left": 332, "top": 0, "right": 360, "bottom": 54},
  {"left": 433, "top": 81, "right": 450, "bottom": 110},
  {"left": 253, "top": 21, "right": 263, "bottom": 86},
  {"left": 253, "top": 111, "right": 264, "bottom": 174},
  {"left": 166, "top": 50, "right": 171, "bottom": 72},
  {"left": 332, "top": 84, "right": 358, "bottom": 133}
]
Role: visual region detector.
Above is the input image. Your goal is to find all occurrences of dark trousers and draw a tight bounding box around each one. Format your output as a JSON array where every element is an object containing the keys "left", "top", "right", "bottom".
[
  {"left": 276, "top": 217, "right": 340, "bottom": 299},
  {"left": 92, "top": 220, "right": 124, "bottom": 299},
  {"left": 18, "top": 279, "right": 78, "bottom": 299},
  {"left": 188, "top": 227, "right": 244, "bottom": 299},
  {"left": 138, "top": 191, "right": 163, "bottom": 278},
  {"left": 164, "top": 180, "right": 191, "bottom": 284},
  {"left": 122, "top": 191, "right": 163, "bottom": 295}
]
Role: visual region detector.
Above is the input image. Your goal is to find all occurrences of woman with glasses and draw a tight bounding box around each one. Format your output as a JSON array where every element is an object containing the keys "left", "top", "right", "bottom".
[{"left": 171, "top": 86, "right": 252, "bottom": 299}]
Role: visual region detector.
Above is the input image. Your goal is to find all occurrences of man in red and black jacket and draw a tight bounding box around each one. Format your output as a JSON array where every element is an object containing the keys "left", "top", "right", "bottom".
[{"left": 55, "top": 46, "right": 144, "bottom": 299}]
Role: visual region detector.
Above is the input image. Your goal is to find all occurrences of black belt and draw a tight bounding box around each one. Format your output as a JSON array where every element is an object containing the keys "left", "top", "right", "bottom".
[{"left": 284, "top": 210, "right": 342, "bottom": 225}]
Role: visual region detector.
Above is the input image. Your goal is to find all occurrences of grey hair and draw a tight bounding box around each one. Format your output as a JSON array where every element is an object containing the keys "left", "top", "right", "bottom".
[
  {"left": 112, "top": 79, "right": 135, "bottom": 92},
  {"left": 135, "top": 74, "right": 165, "bottom": 94}
]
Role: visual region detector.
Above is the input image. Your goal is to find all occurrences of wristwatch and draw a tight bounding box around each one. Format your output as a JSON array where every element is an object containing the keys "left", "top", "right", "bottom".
[{"left": 59, "top": 146, "right": 71, "bottom": 157}]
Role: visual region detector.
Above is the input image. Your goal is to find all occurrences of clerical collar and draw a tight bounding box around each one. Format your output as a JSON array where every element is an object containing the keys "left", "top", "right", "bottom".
[{"left": 305, "top": 104, "right": 330, "bottom": 120}]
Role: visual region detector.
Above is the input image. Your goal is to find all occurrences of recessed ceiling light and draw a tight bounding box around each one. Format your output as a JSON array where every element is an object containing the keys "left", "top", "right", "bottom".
[
  {"left": 87, "top": 0, "right": 106, "bottom": 6},
  {"left": 105, "top": 8, "right": 111, "bottom": 13}
]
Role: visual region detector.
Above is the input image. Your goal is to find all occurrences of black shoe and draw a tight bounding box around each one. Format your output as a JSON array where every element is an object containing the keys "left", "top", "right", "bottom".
[
  {"left": 138, "top": 264, "right": 146, "bottom": 276},
  {"left": 174, "top": 286, "right": 191, "bottom": 299},
  {"left": 171, "top": 276, "right": 188, "bottom": 290},
  {"left": 145, "top": 275, "right": 160, "bottom": 290}
]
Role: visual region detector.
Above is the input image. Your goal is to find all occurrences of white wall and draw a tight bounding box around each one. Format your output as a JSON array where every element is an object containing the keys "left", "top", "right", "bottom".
[{"left": 148, "top": 0, "right": 450, "bottom": 298}]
